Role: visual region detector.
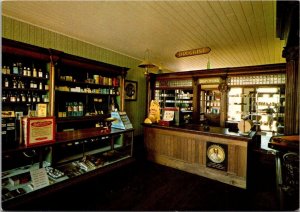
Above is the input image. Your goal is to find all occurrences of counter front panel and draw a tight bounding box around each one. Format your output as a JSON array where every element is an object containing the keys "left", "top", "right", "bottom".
[{"left": 143, "top": 124, "right": 252, "bottom": 189}]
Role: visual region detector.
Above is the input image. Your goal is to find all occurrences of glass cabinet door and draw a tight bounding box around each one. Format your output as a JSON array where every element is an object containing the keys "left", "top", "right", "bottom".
[{"left": 199, "top": 89, "right": 221, "bottom": 126}]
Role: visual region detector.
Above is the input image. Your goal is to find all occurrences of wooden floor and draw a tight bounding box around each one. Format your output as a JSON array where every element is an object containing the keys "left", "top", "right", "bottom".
[{"left": 10, "top": 157, "right": 286, "bottom": 211}]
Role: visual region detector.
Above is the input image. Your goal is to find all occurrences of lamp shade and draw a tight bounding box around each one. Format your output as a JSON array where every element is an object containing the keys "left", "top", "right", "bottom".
[{"left": 138, "top": 60, "right": 157, "bottom": 68}]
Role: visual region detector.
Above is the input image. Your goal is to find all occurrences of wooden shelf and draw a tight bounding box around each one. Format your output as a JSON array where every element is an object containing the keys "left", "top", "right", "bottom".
[{"left": 56, "top": 80, "right": 118, "bottom": 88}]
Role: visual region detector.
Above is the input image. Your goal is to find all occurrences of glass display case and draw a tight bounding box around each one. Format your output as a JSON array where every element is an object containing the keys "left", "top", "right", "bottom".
[
  {"left": 154, "top": 79, "right": 193, "bottom": 122},
  {"left": 227, "top": 86, "right": 285, "bottom": 133}
]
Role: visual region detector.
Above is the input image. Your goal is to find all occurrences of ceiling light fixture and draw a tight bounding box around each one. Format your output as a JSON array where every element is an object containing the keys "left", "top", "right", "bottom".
[{"left": 138, "top": 49, "right": 157, "bottom": 75}]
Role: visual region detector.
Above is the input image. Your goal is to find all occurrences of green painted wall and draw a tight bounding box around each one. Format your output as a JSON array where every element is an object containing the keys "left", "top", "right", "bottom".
[{"left": 2, "top": 16, "right": 146, "bottom": 136}]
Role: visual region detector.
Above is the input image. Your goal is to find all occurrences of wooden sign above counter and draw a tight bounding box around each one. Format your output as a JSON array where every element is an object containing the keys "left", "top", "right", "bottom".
[{"left": 175, "top": 47, "right": 211, "bottom": 58}]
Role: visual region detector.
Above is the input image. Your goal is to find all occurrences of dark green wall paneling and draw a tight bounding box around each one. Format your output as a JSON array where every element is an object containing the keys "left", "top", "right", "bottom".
[{"left": 2, "top": 16, "right": 146, "bottom": 135}]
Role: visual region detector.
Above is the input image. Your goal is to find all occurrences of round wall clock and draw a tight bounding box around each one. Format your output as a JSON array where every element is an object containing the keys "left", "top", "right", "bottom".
[{"left": 207, "top": 144, "right": 226, "bottom": 163}]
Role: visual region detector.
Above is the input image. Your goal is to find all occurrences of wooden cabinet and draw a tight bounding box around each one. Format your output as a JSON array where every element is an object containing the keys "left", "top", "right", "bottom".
[
  {"left": 2, "top": 39, "right": 52, "bottom": 149},
  {"left": 226, "top": 74, "right": 286, "bottom": 133},
  {"left": 1, "top": 38, "right": 132, "bottom": 208},
  {"left": 54, "top": 52, "right": 126, "bottom": 132},
  {"left": 148, "top": 64, "right": 287, "bottom": 131},
  {"left": 154, "top": 78, "right": 194, "bottom": 122}
]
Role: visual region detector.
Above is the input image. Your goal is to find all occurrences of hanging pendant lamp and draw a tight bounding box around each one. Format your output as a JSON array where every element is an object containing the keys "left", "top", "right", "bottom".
[{"left": 138, "top": 49, "right": 157, "bottom": 74}]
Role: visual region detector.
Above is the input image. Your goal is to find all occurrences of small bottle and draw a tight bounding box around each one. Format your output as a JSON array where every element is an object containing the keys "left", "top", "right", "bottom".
[
  {"left": 12, "top": 77, "right": 17, "bottom": 89},
  {"left": 78, "top": 102, "right": 84, "bottom": 116},
  {"left": 32, "top": 93, "right": 36, "bottom": 103},
  {"left": 16, "top": 93, "right": 21, "bottom": 102},
  {"left": 33, "top": 68, "right": 37, "bottom": 77},
  {"left": 6, "top": 65, "right": 11, "bottom": 74},
  {"left": 7, "top": 92, "right": 11, "bottom": 102},
  {"left": 73, "top": 102, "right": 78, "bottom": 116},
  {"left": 39, "top": 82, "right": 43, "bottom": 90},
  {"left": 4, "top": 77, "right": 9, "bottom": 88},
  {"left": 13, "top": 63, "right": 18, "bottom": 74},
  {"left": 27, "top": 92, "right": 32, "bottom": 103},
  {"left": 67, "top": 102, "right": 73, "bottom": 116},
  {"left": 10, "top": 92, "right": 16, "bottom": 102},
  {"left": 23, "top": 67, "right": 27, "bottom": 76},
  {"left": 45, "top": 72, "right": 49, "bottom": 79},
  {"left": 30, "top": 80, "right": 34, "bottom": 89},
  {"left": 17, "top": 77, "right": 22, "bottom": 89},
  {"left": 2, "top": 66, "right": 6, "bottom": 74},
  {"left": 21, "top": 92, "right": 26, "bottom": 102},
  {"left": 2, "top": 91, "right": 7, "bottom": 102},
  {"left": 18, "top": 63, "right": 23, "bottom": 75},
  {"left": 36, "top": 94, "right": 41, "bottom": 103},
  {"left": 38, "top": 69, "right": 43, "bottom": 78},
  {"left": 27, "top": 67, "right": 31, "bottom": 77},
  {"left": 43, "top": 94, "right": 49, "bottom": 103}
]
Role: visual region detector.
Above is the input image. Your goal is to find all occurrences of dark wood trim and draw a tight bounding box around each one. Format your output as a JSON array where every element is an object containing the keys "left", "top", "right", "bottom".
[{"left": 154, "top": 63, "right": 286, "bottom": 79}]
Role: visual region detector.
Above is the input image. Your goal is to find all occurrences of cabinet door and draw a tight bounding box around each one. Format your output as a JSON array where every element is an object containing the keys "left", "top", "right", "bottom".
[{"left": 199, "top": 89, "right": 221, "bottom": 126}]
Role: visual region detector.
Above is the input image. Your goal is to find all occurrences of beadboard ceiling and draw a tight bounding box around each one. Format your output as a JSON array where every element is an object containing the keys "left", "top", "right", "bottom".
[{"left": 2, "top": 1, "right": 286, "bottom": 72}]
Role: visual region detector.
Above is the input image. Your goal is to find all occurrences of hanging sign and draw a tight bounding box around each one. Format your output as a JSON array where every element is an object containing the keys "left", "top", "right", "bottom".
[
  {"left": 198, "top": 77, "right": 221, "bottom": 84},
  {"left": 175, "top": 47, "right": 211, "bottom": 58}
]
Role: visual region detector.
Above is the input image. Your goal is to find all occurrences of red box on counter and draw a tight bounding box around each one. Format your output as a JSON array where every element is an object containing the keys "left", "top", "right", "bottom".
[
  {"left": 23, "top": 117, "right": 55, "bottom": 147},
  {"left": 158, "top": 120, "right": 171, "bottom": 127}
]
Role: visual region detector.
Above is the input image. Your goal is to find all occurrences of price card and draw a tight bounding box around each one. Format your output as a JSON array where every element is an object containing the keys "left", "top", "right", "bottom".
[
  {"left": 30, "top": 168, "right": 50, "bottom": 190},
  {"left": 163, "top": 110, "right": 174, "bottom": 121}
]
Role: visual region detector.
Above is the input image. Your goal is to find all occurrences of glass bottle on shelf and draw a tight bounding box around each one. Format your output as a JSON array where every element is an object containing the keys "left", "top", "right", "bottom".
[
  {"left": 27, "top": 67, "right": 31, "bottom": 77},
  {"left": 33, "top": 68, "right": 37, "bottom": 77},
  {"left": 36, "top": 94, "right": 41, "bottom": 103},
  {"left": 27, "top": 92, "right": 32, "bottom": 103},
  {"left": 21, "top": 92, "right": 26, "bottom": 102},
  {"left": 12, "top": 77, "right": 17, "bottom": 89},
  {"left": 4, "top": 77, "right": 9, "bottom": 88},
  {"left": 18, "top": 63, "right": 23, "bottom": 75},
  {"left": 12, "top": 63, "right": 18, "bottom": 74},
  {"left": 2, "top": 91, "right": 7, "bottom": 102},
  {"left": 78, "top": 102, "right": 84, "bottom": 116},
  {"left": 10, "top": 92, "right": 16, "bottom": 102},
  {"left": 22, "top": 67, "right": 27, "bottom": 76},
  {"left": 73, "top": 102, "right": 78, "bottom": 116},
  {"left": 39, "top": 82, "right": 43, "bottom": 90},
  {"left": 32, "top": 92, "right": 37, "bottom": 103},
  {"left": 16, "top": 92, "right": 21, "bottom": 102},
  {"left": 38, "top": 68, "right": 43, "bottom": 78}
]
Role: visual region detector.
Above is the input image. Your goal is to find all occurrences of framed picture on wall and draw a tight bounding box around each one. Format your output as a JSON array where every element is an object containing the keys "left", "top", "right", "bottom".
[{"left": 125, "top": 80, "right": 138, "bottom": 101}]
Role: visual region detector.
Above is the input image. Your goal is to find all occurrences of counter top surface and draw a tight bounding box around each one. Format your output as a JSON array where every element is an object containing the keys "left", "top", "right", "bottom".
[
  {"left": 143, "top": 123, "right": 253, "bottom": 141},
  {"left": 56, "top": 127, "right": 134, "bottom": 143}
]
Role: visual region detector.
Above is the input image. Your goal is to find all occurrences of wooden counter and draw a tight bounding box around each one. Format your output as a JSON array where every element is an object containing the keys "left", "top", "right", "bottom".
[{"left": 143, "top": 124, "right": 253, "bottom": 189}]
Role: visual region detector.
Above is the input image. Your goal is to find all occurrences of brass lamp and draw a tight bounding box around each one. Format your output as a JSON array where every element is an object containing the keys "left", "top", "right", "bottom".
[{"left": 138, "top": 49, "right": 157, "bottom": 75}]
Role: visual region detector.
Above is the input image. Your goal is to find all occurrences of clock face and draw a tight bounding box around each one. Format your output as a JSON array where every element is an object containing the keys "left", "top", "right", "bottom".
[
  {"left": 207, "top": 144, "right": 226, "bottom": 163},
  {"left": 125, "top": 83, "right": 135, "bottom": 97}
]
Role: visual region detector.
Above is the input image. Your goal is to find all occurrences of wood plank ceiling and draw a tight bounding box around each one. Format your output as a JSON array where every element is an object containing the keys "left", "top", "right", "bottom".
[{"left": 2, "top": 1, "right": 286, "bottom": 72}]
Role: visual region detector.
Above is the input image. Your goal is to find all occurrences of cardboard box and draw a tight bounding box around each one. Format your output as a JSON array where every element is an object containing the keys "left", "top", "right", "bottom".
[{"left": 23, "top": 117, "right": 55, "bottom": 147}]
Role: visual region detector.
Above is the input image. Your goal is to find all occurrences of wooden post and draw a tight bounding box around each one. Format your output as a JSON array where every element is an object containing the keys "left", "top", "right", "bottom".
[{"left": 283, "top": 46, "right": 299, "bottom": 135}]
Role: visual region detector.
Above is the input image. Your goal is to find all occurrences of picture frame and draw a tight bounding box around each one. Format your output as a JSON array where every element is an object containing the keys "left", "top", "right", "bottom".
[{"left": 125, "top": 80, "right": 138, "bottom": 101}]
